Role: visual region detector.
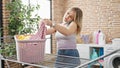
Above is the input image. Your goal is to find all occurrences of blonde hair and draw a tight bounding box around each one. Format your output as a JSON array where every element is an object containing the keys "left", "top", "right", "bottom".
[
  {"left": 63, "top": 7, "right": 83, "bottom": 35},
  {"left": 72, "top": 7, "right": 83, "bottom": 34}
]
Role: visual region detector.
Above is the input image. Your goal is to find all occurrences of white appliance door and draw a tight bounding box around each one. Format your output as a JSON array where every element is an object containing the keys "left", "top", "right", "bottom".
[{"left": 106, "top": 53, "right": 120, "bottom": 68}]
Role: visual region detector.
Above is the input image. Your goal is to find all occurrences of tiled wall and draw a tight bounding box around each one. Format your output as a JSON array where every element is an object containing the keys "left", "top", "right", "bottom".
[{"left": 2, "top": 0, "right": 120, "bottom": 54}]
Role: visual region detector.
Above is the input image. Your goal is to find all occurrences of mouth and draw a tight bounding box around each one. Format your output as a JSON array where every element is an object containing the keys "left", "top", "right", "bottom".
[{"left": 64, "top": 18, "right": 67, "bottom": 21}]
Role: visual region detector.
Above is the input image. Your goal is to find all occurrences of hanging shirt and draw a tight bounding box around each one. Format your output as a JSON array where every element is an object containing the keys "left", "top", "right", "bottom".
[{"left": 30, "top": 21, "right": 46, "bottom": 40}]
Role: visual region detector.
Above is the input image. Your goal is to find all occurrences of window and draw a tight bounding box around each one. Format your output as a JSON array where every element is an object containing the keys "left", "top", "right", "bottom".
[{"left": 21, "top": 0, "right": 51, "bottom": 54}]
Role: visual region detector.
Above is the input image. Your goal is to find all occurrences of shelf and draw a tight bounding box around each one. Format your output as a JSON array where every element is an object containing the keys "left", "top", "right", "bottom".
[
  {"left": 77, "top": 44, "right": 113, "bottom": 68},
  {"left": 89, "top": 47, "right": 104, "bottom": 67}
]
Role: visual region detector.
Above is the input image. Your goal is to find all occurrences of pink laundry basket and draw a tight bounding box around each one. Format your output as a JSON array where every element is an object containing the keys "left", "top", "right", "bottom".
[{"left": 14, "top": 35, "right": 46, "bottom": 64}]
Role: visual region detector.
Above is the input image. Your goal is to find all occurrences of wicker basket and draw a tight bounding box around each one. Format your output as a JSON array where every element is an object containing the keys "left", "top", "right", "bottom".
[{"left": 14, "top": 35, "right": 46, "bottom": 64}]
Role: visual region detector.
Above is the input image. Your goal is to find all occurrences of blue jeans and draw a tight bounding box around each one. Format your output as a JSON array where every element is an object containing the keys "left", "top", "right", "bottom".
[{"left": 55, "top": 49, "right": 81, "bottom": 68}]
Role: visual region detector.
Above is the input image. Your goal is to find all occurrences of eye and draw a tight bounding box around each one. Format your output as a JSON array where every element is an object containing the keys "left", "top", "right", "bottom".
[{"left": 67, "top": 12, "right": 70, "bottom": 15}]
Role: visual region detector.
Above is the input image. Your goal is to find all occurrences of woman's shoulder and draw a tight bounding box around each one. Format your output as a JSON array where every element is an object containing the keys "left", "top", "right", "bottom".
[
  {"left": 61, "top": 22, "right": 77, "bottom": 27},
  {"left": 69, "top": 21, "right": 77, "bottom": 26}
]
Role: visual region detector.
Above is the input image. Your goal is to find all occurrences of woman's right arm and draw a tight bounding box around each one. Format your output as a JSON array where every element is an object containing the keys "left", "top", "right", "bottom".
[{"left": 46, "top": 27, "right": 56, "bottom": 35}]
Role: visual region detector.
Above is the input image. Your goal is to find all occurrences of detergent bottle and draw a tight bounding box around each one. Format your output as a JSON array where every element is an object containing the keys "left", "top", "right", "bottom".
[
  {"left": 96, "top": 30, "right": 101, "bottom": 44},
  {"left": 93, "top": 31, "right": 97, "bottom": 44},
  {"left": 98, "top": 31, "right": 106, "bottom": 45},
  {"left": 91, "top": 48, "right": 98, "bottom": 60},
  {"left": 93, "top": 30, "right": 100, "bottom": 44}
]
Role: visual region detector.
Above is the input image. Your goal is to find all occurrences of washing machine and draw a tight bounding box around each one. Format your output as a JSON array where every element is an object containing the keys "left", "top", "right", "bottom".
[{"left": 104, "top": 45, "right": 120, "bottom": 68}]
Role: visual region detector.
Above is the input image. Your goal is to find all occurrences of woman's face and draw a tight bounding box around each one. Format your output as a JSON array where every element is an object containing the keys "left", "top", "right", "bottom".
[{"left": 64, "top": 10, "right": 75, "bottom": 23}]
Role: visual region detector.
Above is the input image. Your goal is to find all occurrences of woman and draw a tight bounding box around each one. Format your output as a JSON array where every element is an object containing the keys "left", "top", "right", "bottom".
[{"left": 42, "top": 7, "right": 83, "bottom": 67}]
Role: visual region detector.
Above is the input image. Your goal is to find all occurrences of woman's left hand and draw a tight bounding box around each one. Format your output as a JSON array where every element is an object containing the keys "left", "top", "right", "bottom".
[{"left": 42, "top": 19, "right": 52, "bottom": 26}]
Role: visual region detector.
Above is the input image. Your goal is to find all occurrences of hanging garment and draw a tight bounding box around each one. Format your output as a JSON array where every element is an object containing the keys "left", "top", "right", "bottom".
[{"left": 30, "top": 21, "right": 47, "bottom": 40}]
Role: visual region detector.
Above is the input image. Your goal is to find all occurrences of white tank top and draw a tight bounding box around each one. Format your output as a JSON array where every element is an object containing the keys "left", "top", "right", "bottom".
[{"left": 55, "top": 23, "right": 76, "bottom": 49}]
